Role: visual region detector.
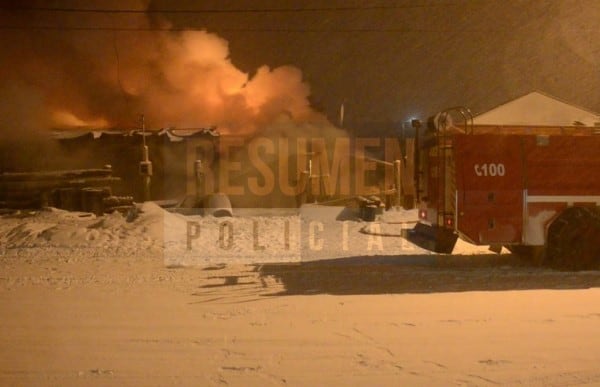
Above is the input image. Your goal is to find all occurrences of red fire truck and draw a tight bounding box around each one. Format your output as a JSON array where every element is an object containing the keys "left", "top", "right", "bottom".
[{"left": 409, "top": 107, "right": 600, "bottom": 269}]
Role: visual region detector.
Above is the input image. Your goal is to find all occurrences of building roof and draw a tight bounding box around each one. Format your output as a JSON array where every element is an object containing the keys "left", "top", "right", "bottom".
[
  {"left": 51, "top": 127, "right": 219, "bottom": 141},
  {"left": 473, "top": 91, "right": 600, "bottom": 127}
]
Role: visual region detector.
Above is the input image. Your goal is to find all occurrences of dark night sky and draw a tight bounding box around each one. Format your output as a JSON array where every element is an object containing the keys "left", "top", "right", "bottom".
[
  {"left": 0, "top": 0, "right": 599, "bottom": 133},
  {"left": 150, "top": 0, "right": 600, "bottom": 126}
]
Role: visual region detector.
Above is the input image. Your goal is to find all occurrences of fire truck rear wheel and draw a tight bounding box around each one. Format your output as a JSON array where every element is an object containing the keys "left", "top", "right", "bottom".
[{"left": 546, "top": 206, "right": 600, "bottom": 270}]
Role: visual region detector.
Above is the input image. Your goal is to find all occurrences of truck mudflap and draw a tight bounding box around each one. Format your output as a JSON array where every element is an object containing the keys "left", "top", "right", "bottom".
[{"left": 407, "top": 223, "right": 458, "bottom": 254}]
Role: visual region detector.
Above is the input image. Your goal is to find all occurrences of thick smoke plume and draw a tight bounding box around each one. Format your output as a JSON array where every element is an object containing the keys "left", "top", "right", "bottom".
[
  {"left": 0, "top": 4, "right": 330, "bottom": 137},
  {"left": 106, "top": 29, "right": 326, "bottom": 134},
  {"left": 0, "top": 2, "right": 346, "bottom": 176}
]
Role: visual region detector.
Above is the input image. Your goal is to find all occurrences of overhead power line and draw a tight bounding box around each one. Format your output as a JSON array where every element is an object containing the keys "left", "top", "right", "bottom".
[
  {"left": 0, "top": 3, "right": 459, "bottom": 14},
  {"left": 0, "top": 25, "right": 502, "bottom": 33}
]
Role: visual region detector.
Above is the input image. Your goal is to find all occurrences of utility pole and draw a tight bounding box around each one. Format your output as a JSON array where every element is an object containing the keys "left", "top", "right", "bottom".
[{"left": 139, "top": 114, "right": 153, "bottom": 202}]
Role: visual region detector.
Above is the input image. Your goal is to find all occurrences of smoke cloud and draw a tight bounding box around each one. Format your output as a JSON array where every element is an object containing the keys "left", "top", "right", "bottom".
[{"left": 0, "top": 4, "right": 330, "bottom": 137}]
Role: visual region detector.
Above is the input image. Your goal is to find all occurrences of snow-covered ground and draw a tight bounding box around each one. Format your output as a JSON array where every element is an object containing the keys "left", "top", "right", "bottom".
[
  {"left": 2, "top": 204, "right": 599, "bottom": 386},
  {"left": 0, "top": 253, "right": 599, "bottom": 386},
  {"left": 0, "top": 202, "right": 494, "bottom": 265}
]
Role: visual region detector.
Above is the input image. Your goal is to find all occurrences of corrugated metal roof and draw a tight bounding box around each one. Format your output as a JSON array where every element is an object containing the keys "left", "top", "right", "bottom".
[{"left": 51, "top": 127, "right": 219, "bottom": 141}]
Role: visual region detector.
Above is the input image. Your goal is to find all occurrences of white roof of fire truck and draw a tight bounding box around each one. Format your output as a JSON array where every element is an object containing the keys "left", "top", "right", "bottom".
[{"left": 473, "top": 91, "right": 600, "bottom": 127}]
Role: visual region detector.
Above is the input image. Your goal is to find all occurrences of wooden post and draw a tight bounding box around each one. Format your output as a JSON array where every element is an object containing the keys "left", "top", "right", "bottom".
[
  {"left": 194, "top": 160, "right": 204, "bottom": 207},
  {"left": 403, "top": 138, "right": 416, "bottom": 208},
  {"left": 394, "top": 159, "right": 402, "bottom": 209}
]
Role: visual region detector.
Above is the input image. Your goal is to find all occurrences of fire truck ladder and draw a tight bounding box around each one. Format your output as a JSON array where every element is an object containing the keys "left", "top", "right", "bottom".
[{"left": 434, "top": 107, "right": 473, "bottom": 229}]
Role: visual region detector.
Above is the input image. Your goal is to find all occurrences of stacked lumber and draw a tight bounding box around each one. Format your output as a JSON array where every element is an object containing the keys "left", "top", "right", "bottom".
[{"left": 0, "top": 168, "right": 124, "bottom": 214}]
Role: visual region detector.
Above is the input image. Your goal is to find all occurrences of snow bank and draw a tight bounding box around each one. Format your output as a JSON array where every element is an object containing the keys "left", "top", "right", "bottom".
[
  {"left": 0, "top": 205, "right": 164, "bottom": 252},
  {"left": 0, "top": 204, "right": 499, "bottom": 262}
]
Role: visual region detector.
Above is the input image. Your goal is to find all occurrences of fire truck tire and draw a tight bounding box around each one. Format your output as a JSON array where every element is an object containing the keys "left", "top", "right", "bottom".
[{"left": 546, "top": 206, "right": 600, "bottom": 270}]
